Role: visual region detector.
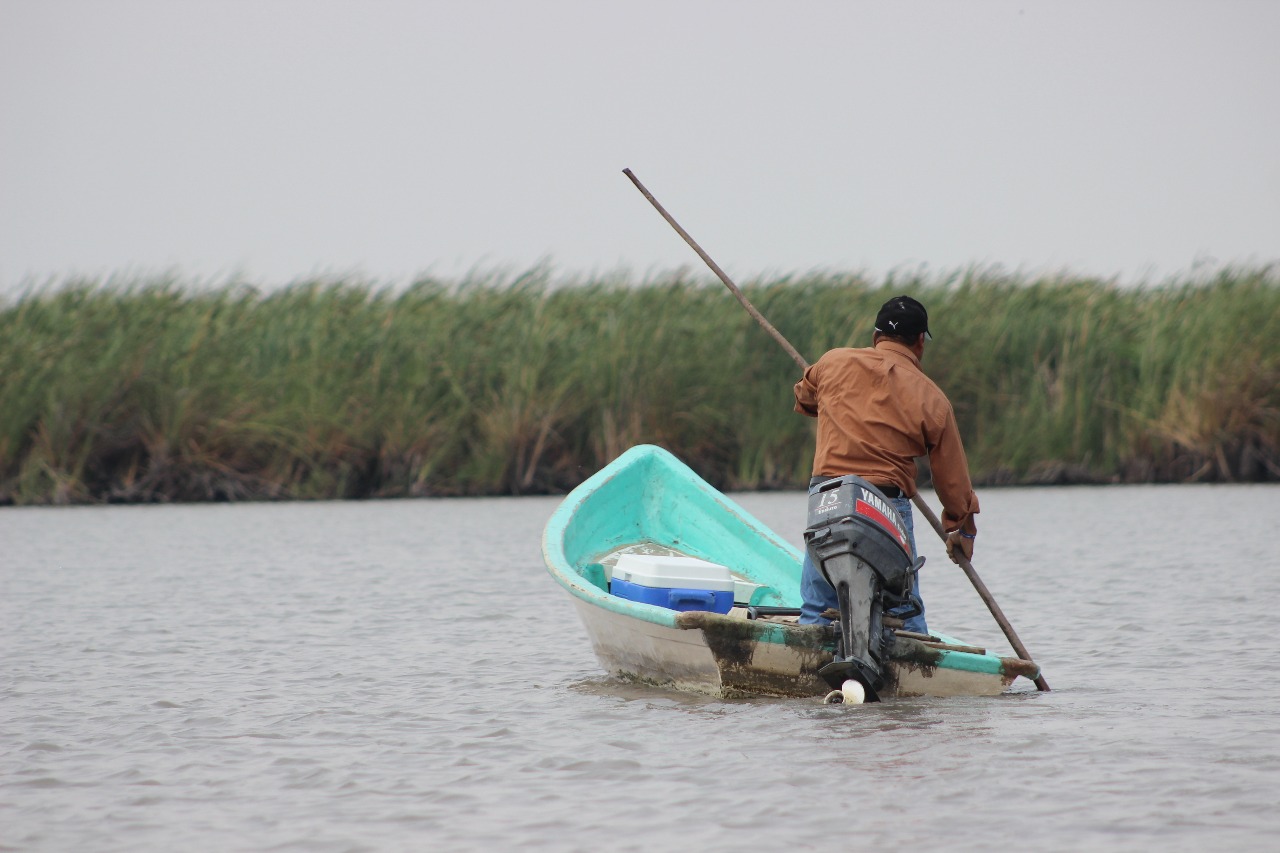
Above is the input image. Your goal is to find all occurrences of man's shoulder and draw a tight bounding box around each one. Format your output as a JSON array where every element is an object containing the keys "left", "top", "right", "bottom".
[
  {"left": 877, "top": 349, "right": 955, "bottom": 408},
  {"left": 818, "top": 346, "right": 874, "bottom": 364},
  {"left": 814, "top": 346, "right": 878, "bottom": 378},
  {"left": 904, "top": 368, "right": 956, "bottom": 417}
]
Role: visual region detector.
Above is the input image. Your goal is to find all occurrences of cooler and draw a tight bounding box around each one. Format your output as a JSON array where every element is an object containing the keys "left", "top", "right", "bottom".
[{"left": 610, "top": 554, "right": 736, "bottom": 614}]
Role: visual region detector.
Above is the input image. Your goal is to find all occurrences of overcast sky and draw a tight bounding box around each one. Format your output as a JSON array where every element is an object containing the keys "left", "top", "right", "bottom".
[{"left": 1, "top": 0, "right": 1277, "bottom": 292}]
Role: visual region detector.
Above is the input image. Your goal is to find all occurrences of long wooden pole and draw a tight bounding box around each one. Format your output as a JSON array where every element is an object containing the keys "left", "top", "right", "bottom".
[
  {"left": 905, "top": 495, "right": 1051, "bottom": 691},
  {"left": 622, "top": 169, "right": 809, "bottom": 372},
  {"left": 623, "top": 167, "right": 1050, "bottom": 691}
]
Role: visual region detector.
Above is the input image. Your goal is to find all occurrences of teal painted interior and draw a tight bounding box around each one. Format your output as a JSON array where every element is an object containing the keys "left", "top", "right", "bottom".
[{"left": 543, "top": 445, "right": 801, "bottom": 621}]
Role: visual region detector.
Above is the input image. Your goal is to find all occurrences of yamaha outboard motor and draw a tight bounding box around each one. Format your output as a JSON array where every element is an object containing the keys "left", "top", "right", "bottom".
[{"left": 805, "top": 476, "right": 924, "bottom": 701}]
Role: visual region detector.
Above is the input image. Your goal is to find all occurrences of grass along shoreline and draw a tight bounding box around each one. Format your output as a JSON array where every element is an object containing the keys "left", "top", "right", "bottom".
[{"left": 2, "top": 267, "right": 1278, "bottom": 505}]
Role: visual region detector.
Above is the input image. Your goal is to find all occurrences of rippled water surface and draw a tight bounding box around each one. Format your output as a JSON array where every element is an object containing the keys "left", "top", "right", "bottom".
[{"left": 4, "top": 484, "right": 1280, "bottom": 851}]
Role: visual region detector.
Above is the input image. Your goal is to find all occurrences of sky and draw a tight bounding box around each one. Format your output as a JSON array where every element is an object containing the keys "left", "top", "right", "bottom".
[{"left": 1, "top": 0, "right": 1278, "bottom": 293}]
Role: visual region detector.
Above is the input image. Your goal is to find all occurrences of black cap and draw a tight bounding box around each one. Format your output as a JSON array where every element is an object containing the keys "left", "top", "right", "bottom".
[{"left": 874, "top": 295, "right": 931, "bottom": 341}]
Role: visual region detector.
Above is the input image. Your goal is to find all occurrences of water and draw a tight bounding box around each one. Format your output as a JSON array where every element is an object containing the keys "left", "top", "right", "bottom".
[{"left": 3, "top": 485, "right": 1279, "bottom": 852}]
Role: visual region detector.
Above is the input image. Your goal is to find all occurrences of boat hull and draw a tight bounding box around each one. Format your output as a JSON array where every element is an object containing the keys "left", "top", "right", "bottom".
[
  {"left": 571, "top": 596, "right": 1030, "bottom": 699},
  {"left": 544, "top": 445, "right": 1039, "bottom": 700}
]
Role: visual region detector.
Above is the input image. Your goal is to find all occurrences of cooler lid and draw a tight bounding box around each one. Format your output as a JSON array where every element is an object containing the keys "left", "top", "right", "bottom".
[{"left": 612, "top": 554, "right": 735, "bottom": 593}]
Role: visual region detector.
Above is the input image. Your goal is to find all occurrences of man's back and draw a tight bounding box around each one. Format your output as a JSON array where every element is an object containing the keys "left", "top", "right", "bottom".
[
  {"left": 794, "top": 339, "right": 978, "bottom": 533},
  {"left": 793, "top": 296, "right": 978, "bottom": 630}
]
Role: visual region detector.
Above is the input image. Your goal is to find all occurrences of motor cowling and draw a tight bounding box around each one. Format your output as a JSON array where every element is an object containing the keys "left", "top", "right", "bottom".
[{"left": 804, "top": 475, "right": 923, "bottom": 701}]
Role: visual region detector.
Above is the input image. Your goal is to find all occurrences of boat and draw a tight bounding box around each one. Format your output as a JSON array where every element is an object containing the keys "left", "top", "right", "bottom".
[{"left": 541, "top": 444, "right": 1041, "bottom": 699}]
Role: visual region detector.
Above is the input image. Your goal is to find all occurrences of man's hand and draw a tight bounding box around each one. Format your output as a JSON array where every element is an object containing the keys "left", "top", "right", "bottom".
[{"left": 945, "top": 530, "right": 975, "bottom": 565}]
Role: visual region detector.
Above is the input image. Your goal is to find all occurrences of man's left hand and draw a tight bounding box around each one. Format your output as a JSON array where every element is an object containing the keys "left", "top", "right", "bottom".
[{"left": 945, "top": 530, "right": 975, "bottom": 565}]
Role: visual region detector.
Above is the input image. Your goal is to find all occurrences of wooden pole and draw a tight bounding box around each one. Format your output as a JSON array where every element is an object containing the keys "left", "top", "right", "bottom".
[
  {"left": 622, "top": 167, "right": 1050, "bottom": 691},
  {"left": 622, "top": 169, "right": 808, "bottom": 373},
  {"left": 908, "top": 496, "right": 1051, "bottom": 691}
]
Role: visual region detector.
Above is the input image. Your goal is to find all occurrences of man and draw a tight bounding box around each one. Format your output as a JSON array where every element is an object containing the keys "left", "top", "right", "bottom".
[{"left": 793, "top": 295, "right": 979, "bottom": 634}]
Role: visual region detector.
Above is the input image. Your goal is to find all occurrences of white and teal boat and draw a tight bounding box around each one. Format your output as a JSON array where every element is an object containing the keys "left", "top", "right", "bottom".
[{"left": 541, "top": 444, "right": 1040, "bottom": 699}]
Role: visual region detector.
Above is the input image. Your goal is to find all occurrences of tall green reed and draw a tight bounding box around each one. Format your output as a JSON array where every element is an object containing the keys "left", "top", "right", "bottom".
[{"left": 1, "top": 266, "right": 1276, "bottom": 504}]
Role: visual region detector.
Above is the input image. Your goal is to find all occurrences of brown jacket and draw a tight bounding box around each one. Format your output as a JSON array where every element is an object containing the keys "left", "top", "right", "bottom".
[{"left": 793, "top": 340, "right": 979, "bottom": 535}]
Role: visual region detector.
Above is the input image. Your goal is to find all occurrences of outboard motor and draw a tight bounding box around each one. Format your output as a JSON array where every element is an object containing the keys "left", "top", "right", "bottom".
[{"left": 805, "top": 476, "right": 924, "bottom": 702}]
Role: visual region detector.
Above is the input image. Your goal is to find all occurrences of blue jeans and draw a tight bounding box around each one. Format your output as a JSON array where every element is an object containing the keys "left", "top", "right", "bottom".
[{"left": 798, "top": 494, "right": 927, "bottom": 635}]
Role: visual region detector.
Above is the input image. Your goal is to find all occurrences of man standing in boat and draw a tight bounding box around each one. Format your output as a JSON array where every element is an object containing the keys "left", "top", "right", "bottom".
[{"left": 792, "top": 295, "right": 979, "bottom": 634}]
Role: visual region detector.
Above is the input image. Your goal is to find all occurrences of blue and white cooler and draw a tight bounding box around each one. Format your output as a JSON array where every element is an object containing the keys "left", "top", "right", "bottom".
[{"left": 610, "top": 554, "right": 736, "bottom": 614}]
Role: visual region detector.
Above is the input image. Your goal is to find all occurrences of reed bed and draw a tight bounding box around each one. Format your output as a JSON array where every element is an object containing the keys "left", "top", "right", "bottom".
[{"left": 2, "top": 267, "right": 1277, "bottom": 504}]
